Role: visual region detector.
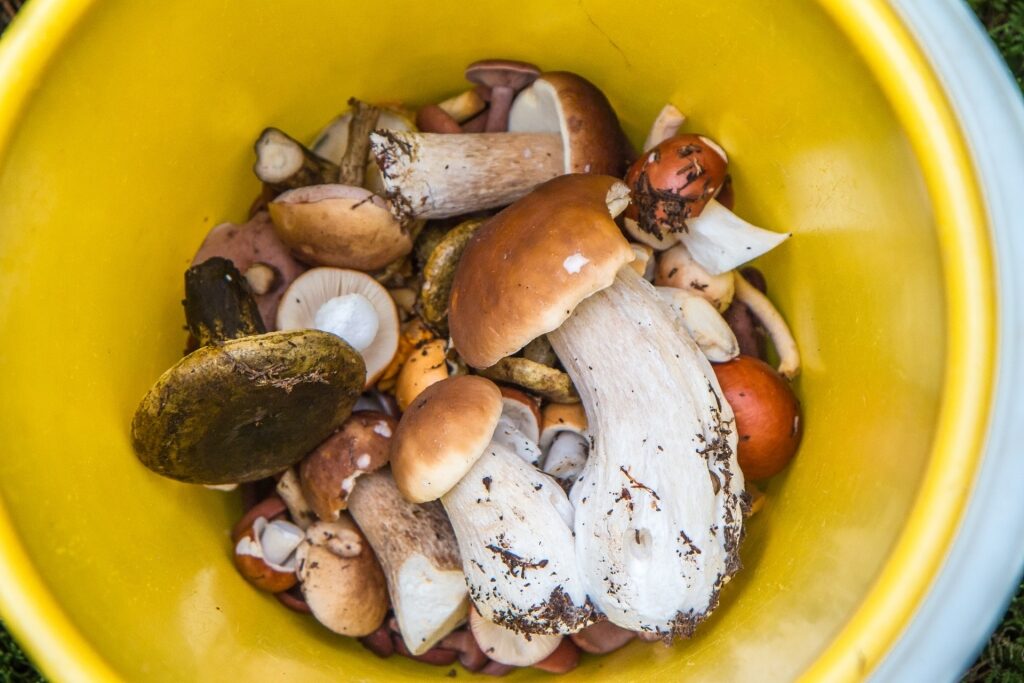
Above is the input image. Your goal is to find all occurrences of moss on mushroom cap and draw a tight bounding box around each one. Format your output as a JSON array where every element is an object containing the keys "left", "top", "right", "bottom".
[{"left": 131, "top": 330, "right": 365, "bottom": 484}]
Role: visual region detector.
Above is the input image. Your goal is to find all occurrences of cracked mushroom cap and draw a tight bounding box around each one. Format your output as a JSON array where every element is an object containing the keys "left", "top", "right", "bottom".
[
  {"left": 390, "top": 375, "right": 503, "bottom": 504},
  {"left": 508, "top": 71, "right": 632, "bottom": 176},
  {"left": 276, "top": 267, "right": 399, "bottom": 387},
  {"left": 299, "top": 411, "right": 395, "bottom": 520},
  {"left": 448, "top": 174, "right": 634, "bottom": 369}
]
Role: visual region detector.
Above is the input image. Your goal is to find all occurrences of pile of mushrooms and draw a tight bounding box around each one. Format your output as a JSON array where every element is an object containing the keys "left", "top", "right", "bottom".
[{"left": 130, "top": 57, "right": 806, "bottom": 676}]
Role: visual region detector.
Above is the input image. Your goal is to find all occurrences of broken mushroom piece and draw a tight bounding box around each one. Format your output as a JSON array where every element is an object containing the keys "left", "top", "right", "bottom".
[
  {"left": 191, "top": 211, "right": 306, "bottom": 330},
  {"left": 391, "top": 375, "right": 594, "bottom": 634},
  {"left": 625, "top": 133, "right": 789, "bottom": 273},
  {"left": 538, "top": 403, "right": 589, "bottom": 486},
  {"left": 733, "top": 271, "right": 801, "bottom": 378},
  {"left": 131, "top": 329, "right": 365, "bottom": 484},
  {"left": 253, "top": 127, "right": 339, "bottom": 194},
  {"left": 276, "top": 468, "right": 317, "bottom": 530},
  {"left": 296, "top": 515, "right": 389, "bottom": 637},
  {"left": 369, "top": 71, "right": 631, "bottom": 219},
  {"left": 348, "top": 470, "right": 468, "bottom": 655},
  {"left": 394, "top": 337, "right": 449, "bottom": 410},
  {"left": 468, "top": 605, "right": 561, "bottom": 666},
  {"left": 268, "top": 184, "right": 412, "bottom": 270},
  {"left": 234, "top": 515, "right": 304, "bottom": 593},
  {"left": 276, "top": 267, "right": 399, "bottom": 388},
  {"left": 477, "top": 356, "right": 579, "bottom": 404},
  {"left": 655, "top": 242, "right": 735, "bottom": 312},
  {"left": 448, "top": 174, "right": 746, "bottom": 637},
  {"left": 464, "top": 59, "right": 540, "bottom": 132},
  {"left": 656, "top": 286, "right": 740, "bottom": 363}
]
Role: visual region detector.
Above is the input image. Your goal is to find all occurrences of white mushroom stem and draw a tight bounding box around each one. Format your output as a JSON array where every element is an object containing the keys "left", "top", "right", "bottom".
[
  {"left": 642, "top": 103, "right": 686, "bottom": 152},
  {"left": 678, "top": 199, "right": 791, "bottom": 275},
  {"left": 542, "top": 431, "right": 589, "bottom": 484},
  {"left": 442, "top": 442, "right": 593, "bottom": 634},
  {"left": 347, "top": 470, "right": 468, "bottom": 655},
  {"left": 313, "top": 293, "right": 379, "bottom": 352},
  {"left": 547, "top": 267, "right": 746, "bottom": 637},
  {"left": 490, "top": 415, "right": 543, "bottom": 466},
  {"left": 370, "top": 131, "right": 562, "bottom": 219},
  {"left": 733, "top": 272, "right": 801, "bottom": 378},
  {"left": 656, "top": 286, "right": 740, "bottom": 363}
]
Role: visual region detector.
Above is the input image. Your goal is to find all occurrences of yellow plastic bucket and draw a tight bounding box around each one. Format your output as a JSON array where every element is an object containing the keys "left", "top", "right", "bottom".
[{"left": 1, "top": 1, "right": 1019, "bottom": 681}]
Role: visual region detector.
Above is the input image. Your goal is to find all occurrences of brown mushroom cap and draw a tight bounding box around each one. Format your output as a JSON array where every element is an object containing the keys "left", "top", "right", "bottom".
[
  {"left": 390, "top": 376, "right": 502, "bottom": 503},
  {"left": 539, "top": 402, "right": 587, "bottom": 451},
  {"left": 508, "top": 71, "right": 633, "bottom": 176},
  {"left": 191, "top": 212, "right": 307, "bottom": 330},
  {"left": 449, "top": 174, "right": 634, "bottom": 369},
  {"left": 465, "top": 59, "right": 541, "bottom": 92},
  {"left": 299, "top": 411, "right": 395, "bottom": 521},
  {"left": 268, "top": 184, "right": 411, "bottom": 270}
]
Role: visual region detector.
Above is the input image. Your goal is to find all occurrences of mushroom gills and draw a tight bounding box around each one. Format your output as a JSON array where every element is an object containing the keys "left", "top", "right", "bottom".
[
  {"left": 441, "top": 442, "right": 592, "bottom": 635},
  {"left": 547, "top": 267, "right": 746, "bottom": 636}
]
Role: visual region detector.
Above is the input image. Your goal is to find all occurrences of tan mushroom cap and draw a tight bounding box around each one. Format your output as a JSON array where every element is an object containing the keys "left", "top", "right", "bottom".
[
  {"left": 508, "top": 71, "right": 633, "bottom": 177},
  {"left": 268, "top": 184, "right": 411, "bottom": 270},
  {"left": 391, "top": 376, "right": 502, "bottom": 504},
  {"left": 299, "top": 411, "right": 395, "bottom": 521},
  {"left": 394, "top": 338, "right": 449, "bottom": 411},
  {"left": 449, "top": 174, "right": 634, "bottom": 369},
  {"left": 539, "top": 403, "right": 588, "bottom": 451}
]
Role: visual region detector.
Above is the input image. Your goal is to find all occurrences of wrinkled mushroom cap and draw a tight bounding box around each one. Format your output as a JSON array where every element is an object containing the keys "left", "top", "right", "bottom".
[
  {"left": 276, "top": 267, "right": 400, "bottom": 387},
  {"left": 268, "top": 184, "right": 411, "bottom": 270},
  {"left": 299, "top": 411, "right": 396, "bottom": 520},
  {"left": 391, "top": 376, "right": 502, "bottom": 503},
  {"left": 297, "top": 515, "right": 389, "bottom": 636},
  {"left": 449, "top": 174, "right": 634, "bottom": 368},
  {"left": 508, "top": 71, "right": 632, "bottom": 176}
]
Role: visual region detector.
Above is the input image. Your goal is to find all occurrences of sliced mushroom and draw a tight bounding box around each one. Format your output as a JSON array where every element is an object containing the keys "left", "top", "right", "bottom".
[
  {"left": 539, "top": 403, "right": 589, "bottom": 486},
  {"left": 234, "top": 515, "right": 304, "bottom": 592},
  {"left": 732, "top": 271, "right": 800, "bottom": 378},
  {"left": 655, "top": 242, "right": 735, "bottom": 312},
  {"left": 468, "top": 605, "right": 561, "bottom": 666},
  {"left": 656, "top": 286, "right": 740, "bottom": 363},
  {"left": 276, "top": 267, "right": 399, "bottom": 388},
  {"left": 296, "top": 515, "right": 389, "bottom": 636},
  {"left": 448, "top": 174, "right": 745, "bottom": 637},
  {"left": 370, "top": 71, "right": 631, "bottom": 219},
  {"left": 191, "top": 212, "right": 307, "bottom": 330},
  {"left": 391, "top": 376, "right": 594, "bottom": 634},
  {"left": 348, "top": 469, "right": 468, "bottom": 654}
]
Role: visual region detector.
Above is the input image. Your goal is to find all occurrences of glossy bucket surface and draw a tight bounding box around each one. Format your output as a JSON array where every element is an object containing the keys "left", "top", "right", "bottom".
[{"left": 0, "top": 0, "right": 999, "bottom": 681}]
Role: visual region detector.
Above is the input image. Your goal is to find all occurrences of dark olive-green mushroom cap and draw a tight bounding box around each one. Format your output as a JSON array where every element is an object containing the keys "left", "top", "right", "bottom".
[{"left": 131, "top": 330, "right": 365, "bottom": 484}]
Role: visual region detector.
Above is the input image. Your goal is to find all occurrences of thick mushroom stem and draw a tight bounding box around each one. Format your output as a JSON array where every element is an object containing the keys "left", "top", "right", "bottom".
[
  {"left": 254, "top": 128, "right": 339, "bottom": 194},
  {"left": 441, "top": 442, "right": 593, "bottom": 635},
  {"left": 732, "top": 272, "right": 800, "bottom": 378},
  {"left": 547, "top": 267, "right": 746, "bottom": 637},
  {"left": 347, "top": 470, "right": 469, "bottom": 655},
  {"left": 369, "top": 131, "right": 563, "bottom": 219},
  {"left": 679, "top": 199, "right": 791, "bottom": 275}
]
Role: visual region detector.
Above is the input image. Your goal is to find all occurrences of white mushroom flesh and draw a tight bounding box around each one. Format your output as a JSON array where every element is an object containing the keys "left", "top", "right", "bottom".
[
  {"left": 276, "top": 468, "right": 318, "bottom": 530},
  {"left": 656, "top": 243, "right": 735, "bottom": 312},
  {"left": 469, "top": 607, "right": 562, "bottom": 666},
  {"left": 490, "top": 415, "right": 543, "bottom": 466},
  {"left": 442, "top": 442, "right": 591, "bottom": 634},
  {"left": 547, "top": 267, "right": 746, "bottom": 637},
  {"left": 313, "top": 293, "right": 380, "bottom": 352},
  {"left": 679, "top": 199, "right": 790, "bottom": 275},
  {"left": 236, "top": 517, "right": 304, "bottom": 573},
  {"left": 656, "top": 286, "right": 740, "bottom": 363},
  {"left": 642, "top": 103, "right": 686, "bottom": 153},
  {"left": 542, "top": 431, "right": 589, "bottom": 484}
]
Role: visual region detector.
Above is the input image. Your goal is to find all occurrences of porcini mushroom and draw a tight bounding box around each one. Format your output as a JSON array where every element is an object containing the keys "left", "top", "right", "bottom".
[
  {"left": 296, "top": 515, "right": 388, "bottom": 636},
  {"left": 448, "top": 174, "right": 746, "bottom": 637},
  {"left": 369, "top": 71, "right": 631, "bottom": 219},
  {"left": 391, "top": 375, "right": 594, "bottom": 634},
  {"left": 301, "top": 412, "right": 468, "bottom": 653},
  {"left": 276, "top": 267, "right": 399, "bottom": 387},
  {"left": 539, "top": 403, "right": 589, "bottom": 486},
  {"left": 625, "top": 133, "right": 789, "bottom": 273},
  {"left": 468, "top": 605, "right": 561, "bottom": 666}
]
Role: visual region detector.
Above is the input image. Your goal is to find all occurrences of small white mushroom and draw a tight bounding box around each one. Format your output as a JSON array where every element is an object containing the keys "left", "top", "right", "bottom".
[
  {"left": 656, "top": 286, "right": 740, "bottom": 363},
  {"left": 733, "top": 272, "right": 801, "bottom": 378},
  {"left": 277, "top": 268, "right": 399, "bottom": 388},
  {"left": 468, "top": 605, "right": 562, "bottom": 666}
]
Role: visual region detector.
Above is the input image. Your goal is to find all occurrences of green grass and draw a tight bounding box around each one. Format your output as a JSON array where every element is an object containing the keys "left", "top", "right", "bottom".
[{"left": 0, "top": 1, "right": 1022, "bottom": 681}]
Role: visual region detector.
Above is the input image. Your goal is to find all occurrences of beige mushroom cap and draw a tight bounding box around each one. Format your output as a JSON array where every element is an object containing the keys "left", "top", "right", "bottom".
[
  {"left": 539, "top": 403, "right": 588, "bottom": 451},
  {"left": 296, "top": 515, "right": 388, "bottom": 637},
  {"left": 390, "top": 376, "right": 502, "bottom": 503},
  {"left": 268, "top": 184, "right": 411, "bottom": 270},
  {"left": 299, "top": 411, "right": 395, "bottom": 521},
  {"left": 449, "top": 174, "right": 634, "bottom": 369}
]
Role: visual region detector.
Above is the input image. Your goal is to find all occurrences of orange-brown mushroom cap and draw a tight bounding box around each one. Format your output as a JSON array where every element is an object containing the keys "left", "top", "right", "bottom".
[
  {"left": 448, "top": 174, "right": 634, "bottom": 369},
  {"left": 390, "top": 376, "right": 502, "bottom": 504}
]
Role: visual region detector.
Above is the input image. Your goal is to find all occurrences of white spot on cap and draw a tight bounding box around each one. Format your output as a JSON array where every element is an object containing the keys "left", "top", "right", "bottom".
[
  {"left": 356, "top": 453, "right": 372, "bottom": 470},
  {"left": 523, "top": 148, "right": 533, "bottom": 159},
  {"left": 583, "top": 163, "right": 592, "bottom": 173},
  {"left": 374, "top": 422, "right": 392, "bottom": 438},
  {"left": 563, "top": 253, "right": 589, "bottom": 274}
]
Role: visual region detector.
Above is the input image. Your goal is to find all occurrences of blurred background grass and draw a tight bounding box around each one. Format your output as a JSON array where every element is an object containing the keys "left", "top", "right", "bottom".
[{"left": 0, "top": 0, "right": 1022, "bottom": 681}]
